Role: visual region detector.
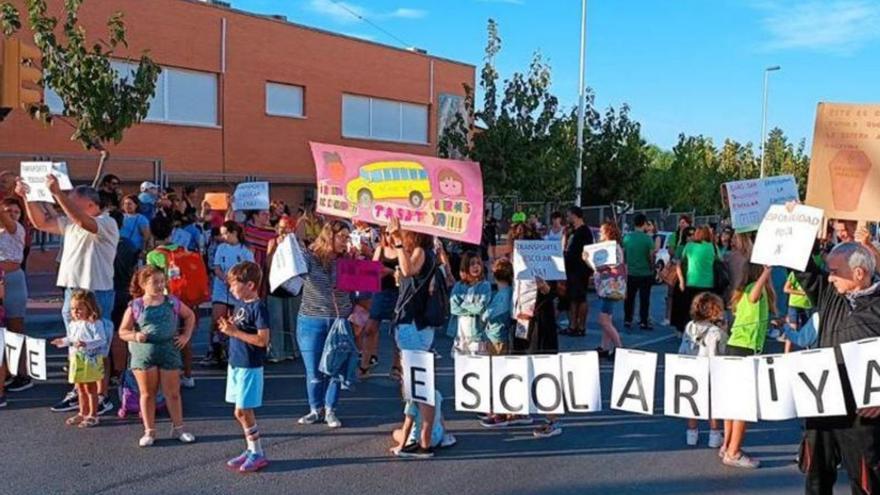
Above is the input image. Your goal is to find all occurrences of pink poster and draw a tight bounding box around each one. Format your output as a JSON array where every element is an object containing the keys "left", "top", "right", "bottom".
[
  {"left": 310, "top": 142, "right": 484, "bottom": 244},
  {"left": 336, "top": 259, "right": 383, "bottom": 293}
]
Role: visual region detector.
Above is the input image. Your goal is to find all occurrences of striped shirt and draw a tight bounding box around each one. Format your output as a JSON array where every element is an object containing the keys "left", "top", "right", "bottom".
[
  {"left": 244, "top": 223, "right": 276, "bottom": 270},
  {"left": 299, "top": 248, "right": 353, "bottom": 318}
]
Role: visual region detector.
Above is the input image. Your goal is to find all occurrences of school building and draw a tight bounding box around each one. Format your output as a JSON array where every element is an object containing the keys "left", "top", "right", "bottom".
[{"left": 0, "top": 0, "right": 475, "bottom": 206}]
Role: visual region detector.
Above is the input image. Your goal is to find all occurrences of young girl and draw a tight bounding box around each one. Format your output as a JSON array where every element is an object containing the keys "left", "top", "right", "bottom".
[
  {"left": 51, "top": 291, "right": 109, "bottom": 428},
  {"left": 450, "top": 251, "right": 492, "bottom": 355},
  {"left": 208, "top": 221, "right": 254, "bottom": 365},
  {"left": 679, "top": 292, "right": 727, "bottom": 448},
  {"left": 721, "top": 264, "right": 775, "bottom": 469}
]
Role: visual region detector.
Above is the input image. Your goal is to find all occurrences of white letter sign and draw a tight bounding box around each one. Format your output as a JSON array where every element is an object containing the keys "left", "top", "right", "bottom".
[
  {"left": 611, "top": 349, "right": 657, "bottom": 415},
  {"left": 401, "top": 350, "right": 435, "bottom": 406},
  {"left": 664, "top": 354, "right": 710, "bottom": 420}
]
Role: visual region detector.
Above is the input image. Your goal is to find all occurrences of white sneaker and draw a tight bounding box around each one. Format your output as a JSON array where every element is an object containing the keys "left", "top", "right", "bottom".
[
  {"left": 440, "top": 433, "right": 457, "bottom": 448},
  {"left": 325, "top": 409, "right": 342, "bottom": 429},
  {"left": 171, "top": 426, "right": 196, "bottom": 444},
  {"left": 686, "top": 429, "right": 699, "bottom": 446},
  {"left": 297, "top": 410, "right": 322, "bottom": 425},
  {"left": 708, "top": 429, "right": 723, "bottom": 448},
  {"left": 180, "top": 376, "right": 196, "bottom": 389},
  {"left": 139, "top": 430, "right": 156, "bottom": 448}
]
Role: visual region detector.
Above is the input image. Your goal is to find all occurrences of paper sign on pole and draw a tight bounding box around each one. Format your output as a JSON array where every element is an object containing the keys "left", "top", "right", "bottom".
[
  {"left": 751, "top": 204, "right": 824, "bottom": 271},
  {"left": 529, "top": 354, "right": 565, "bottom": 415},
  {"left": 401, "top": 350, "right": 435, "bottom": 406},
  {"left": 204, "top": 193, "right": 229, "bottom": 211},
  {"left": 723, "top": 175, "right": 800, "bottom": 232},
  {"left": 560, "top": 352, "right": 602, "bottom": 413},
  {"left": 25, "top": 336, "right": 47, "bottom": 381},
  {"left": 789, "top": 348, "right": 847, "bottom": 418},
  {"left": 710, "top": 356, "right": 758, "bottom": 421},
  {"left": 584, "top": 241, "right": 619, "bottom": 269},
  {"left": 4, "top": 329, "right": 24, "bottom": 376},
  {"left": 611, "top": 349, "right": 657, "bottom": 415},
  {"left": 513, "top": 240, "right": 566, "bottom": 281},
  {"left": 663, "top": 354, "right": 710, "bottom": 420},
  {"left": 233, "top": 182, "right": 270, "bottom": 211},
  {"left": 491, "top": 355, "right": 530, "bottom": 415},
  {"left": 840, "top": 338, "right": 880, "bottom": 410},
  {"left": 454, "top": 354, "right": 492, "bottom": 413},
  {"left": 756, "top": 354, "right": 798, "bottom": 421},
  {"left": 336, "top": 259, "right": 383, "bottom": 293},
  {"left": 268, "top": 235, "right": 307, "bottom": 293},
  {"left": 20, "top": 161, "right": 73, "bottom": 203}
]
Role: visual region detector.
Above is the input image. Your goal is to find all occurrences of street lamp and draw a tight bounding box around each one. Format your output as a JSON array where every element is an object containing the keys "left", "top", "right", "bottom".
[
  {"left": 575, "top": 0, "right": 587, "bottom": 206},
  {"left": 759, "top": 65, "right": 781, "bottom": 178}
]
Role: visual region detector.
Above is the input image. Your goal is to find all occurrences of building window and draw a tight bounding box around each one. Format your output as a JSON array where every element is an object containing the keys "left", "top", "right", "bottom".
[
  {"left": 266, "top": 82, "right": 305, "bottom": 118},
  {"left": 45, "top": 60, "right": 218, "bottom": 127},
  {"left": 342, "top": 94, "right": 428, "bottom": 145}
]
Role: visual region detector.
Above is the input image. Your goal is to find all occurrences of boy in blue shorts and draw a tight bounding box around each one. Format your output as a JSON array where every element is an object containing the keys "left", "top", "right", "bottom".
[{"left": 218, "top": 261, "right": 271, "bottom": 473}]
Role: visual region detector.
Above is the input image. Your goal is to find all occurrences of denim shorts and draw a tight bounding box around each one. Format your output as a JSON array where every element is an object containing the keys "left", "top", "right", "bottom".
[
  {"left": 599, "top": 297, "right": 619, "bottom": 315},
  {"left": 3, "top": 269, "right": 27, "bottom": 319},
  {"left": 226, "top": 366, "right": 264, "bottom": 409},
  {"left": 395, "top": 323, "right": 434, "bottom": 351}
]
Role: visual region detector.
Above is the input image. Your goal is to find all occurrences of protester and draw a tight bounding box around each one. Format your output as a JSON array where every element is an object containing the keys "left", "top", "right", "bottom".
[
  {"left": 296, "top": 220, "right": 353, "bottom": 429},
  {"left": 110, "top": 211, "right": 139, "bottom": 383},
  {"left": 674, "top": 226, "right": 715, "bottom": 332},
  {"left": 206, "top": 221, "right": 254, "bottom": 366},
  {"left": 218, "top": 261, "right": 271, "bottom": 473},
  {"left": 50, "top": 291, "right": 109, "bottom": 428},
  {"left": 449, "top": 251, "right": 492, "bottom": 355},
  {"left": 561, "top": 206, "right": 595, "bottom": 337},
  {"left": 0, "top": 198, "right": 29, "bottom": 395},
  {"left": 390, "top": 388, "right": 456, "bottom": 458},
  {"left": 483, "top": 212, "right": 498, "bottom": 260},
  {"left": 678, "top": 292, "right": 726, "bottom": 447},
  {"left": 265, "top": 215, "right": 300, "bottom": 363},
  {"left": 721, "top": 264, "right": 774, "bottom": 469},
  {"left": 668, "top": 215, "right": 693, "bottom": 255},
  {"left": 357, "top": 228, "right": 399, "bottom": 377},
  {"left": 717, "top": 227, "right": 733, "bottom": 259},
  {"left": 832, "top": 219, "right": 856, "bottom": 244},
  {"left": 118, "top": 266, "right": 197, "bottom": 447},
  {"left": 243, "top": 210, "right": 276, "bottom": 296},
  {"left": 783, "top": 270, "right": 812, "bottom": 353},
  {"left": 120, "top": 194, "right": 151, "bottom": 254},
  {"left": 181, "top": 185, "right": 198, "bottom": 217},
  {"left": 589, "top": 221, "right": 625, "bottom": 359},
  {"left": 544, "top": 211, "right": 565, "bottom": 243},
  {"left": 623, "top": 213, "right": 655, "bottom": 330},
  {"left": 294, "top": 201, "right": 322, "bottom": 246},
  {"left": 485, "top": 259, "right": 513, "bottom": 355},
  {"left": 97, "top": 174, "right": 122, "bottom": 212},
  {"left": 725, "top": 233, "right": 753, "bottom": 308},
  {"left": 511, "top": 205, "right": 526, "bottom": 224},
  {"left": 138, "top": 181, "right": 160, "bottom": 220}
]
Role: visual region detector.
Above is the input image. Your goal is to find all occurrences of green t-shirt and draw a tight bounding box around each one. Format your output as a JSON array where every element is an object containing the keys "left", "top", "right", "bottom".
[
  {"left": 623, "top": 231, "right": 654, "bottom": 277},
  {"left": 512, "top": 212, "right": 526, "bottom": 224},
  {"left": 145, "top": 243, "right": 181, "bottom": 271},
  {"left": 682, "top": 242, "right": 716, "bottom": 289},
  {"left": 787, "top": 272, "right": 812, "bottom": 309},
  {"left": 728, "top": 283, "right": 770, "bottom": 352}
]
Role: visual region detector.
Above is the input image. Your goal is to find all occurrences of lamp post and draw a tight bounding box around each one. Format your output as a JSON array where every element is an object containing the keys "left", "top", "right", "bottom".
[
  {"left": 575, "top": 0, "right": 587, "bottom": 206},
  {"left": 759, "top": 65, "right": 781, "bottom": 178}
]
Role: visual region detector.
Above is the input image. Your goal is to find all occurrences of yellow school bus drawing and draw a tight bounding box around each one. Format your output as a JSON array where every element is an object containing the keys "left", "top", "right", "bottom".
[{"left": 346, "top": 161, "right": 433, "bottom": 207}]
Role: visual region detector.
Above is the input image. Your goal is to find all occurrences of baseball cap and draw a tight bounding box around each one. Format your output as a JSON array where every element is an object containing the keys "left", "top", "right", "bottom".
[{"left": 140, "top": 181, "right": 159, "bottom": 192}]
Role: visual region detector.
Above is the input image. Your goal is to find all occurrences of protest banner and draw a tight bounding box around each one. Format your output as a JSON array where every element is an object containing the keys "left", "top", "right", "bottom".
[
  {"left": 663, "top": 354, "right": 710, "bottom": 420},
  {"left": 513, "top": 240, "right": 566, "bottom": 281},
  {"left": 806, "top": 103, "right": 880, "bottom": 222},
  {"left": 611, "top": 349, "right": 657, "bottom": 415},
  {"left": 789, "top": 348, "right": 847, "bottom": 418},
  {"left": 751, "top": 204, "right": 824, "bottom": 271},
  {"left": 336, "top": 259, "right": 382, "bottom": 293},
  {"left": 402, "top": 350, "right": 435, "bottom": 406},
  {"left": 19, "top": 161, "right": 73, "bottom": 203},
  {"left": 756, "top": 354, "right": 798, "bottom": 421},
  {"left": 840, "top": 337, "right": 880, "bottom": 409},
  {"left": 25, "top": 336, "right": 47, "bottom": 381},
  {"left": 560, "top": 352, "right": 602, "bottom": 413},
  {"left": 204, "top": 193, "right": 229, "bottom": 211},
  {"left": 310, "top": 142, "right": 484, "bottom": 244},
  {"left": 4, "top": 329, "right": 24, "bottom": 376},
  {"left": 584, "top": 241, "right": 619, "bottom": 269},
  {"left": 722, "top": 175, "right": 800, "bottom": 232},
  {"left": 232, "top": 182, "right": 270, "bottom": 211},
  {"left": 491, "top": 355, "right": 530, "bottom": 415},
  {"left": 268, "top": 235, "right": 307, "bottom": 293},
  {"left": 710, "top": 356, "right": 758, "bottom": 421},
  {"left": 529, "top": 354, "right": 565, "bottom": 415},
  {"left": 454, "top": 354, "right": 493, "bottom": 414}
]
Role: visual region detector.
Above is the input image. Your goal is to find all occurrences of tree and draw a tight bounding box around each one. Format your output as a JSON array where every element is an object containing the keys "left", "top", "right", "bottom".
[
  {"left": 1, "top": 0, "right": 160, "bottom": 185},
  {"left": 761, "top": 127, "right": 810, "bottom": 197}
]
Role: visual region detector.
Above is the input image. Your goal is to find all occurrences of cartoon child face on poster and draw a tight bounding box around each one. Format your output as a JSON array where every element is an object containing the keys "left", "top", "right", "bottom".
[{"left": 438, "top": 168, "right": 465, "bottom": 198}]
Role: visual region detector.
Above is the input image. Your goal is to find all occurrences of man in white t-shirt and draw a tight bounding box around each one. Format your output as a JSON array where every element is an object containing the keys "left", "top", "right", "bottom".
[{"left": 17, "top": 175, "right": 119, "bottom": 414}]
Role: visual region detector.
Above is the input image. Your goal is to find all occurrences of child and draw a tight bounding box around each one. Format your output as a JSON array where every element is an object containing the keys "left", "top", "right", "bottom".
[
  {"left": 207, "top": 221, "right": 254, "bottom": 366},
  {"left": 478, "top": 259, "right": 516, "bottom": 428},
  {"left": 783, "top": 271, "right": 812, "bottom": 354},
  {"left": 218, "top": 261, "right": 271, "bottom": 473},
  {"left": 449, "top": 251, "right": 492, "bottom": 355},
  {"left": 721, "top": 264, "right": 775, "bottom": 469},
  {"left": 390, "top": 389, "right": 456, "bottom": 458},
  {"left": 51, "top": 291, "right": 109, "bottom": 428},
  {"left": 679, "top": 292, "right": 727, "bottom": 448}
]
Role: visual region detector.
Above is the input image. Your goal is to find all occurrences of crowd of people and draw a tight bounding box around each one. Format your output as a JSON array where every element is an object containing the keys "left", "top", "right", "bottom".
[{"left": 1, "top": 174, "right": 880, "bottom": 492}]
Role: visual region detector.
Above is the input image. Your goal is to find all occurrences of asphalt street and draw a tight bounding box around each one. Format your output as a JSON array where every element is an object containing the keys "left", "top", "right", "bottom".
[{"left": 0, "top": 286, "right": 847, "bottom": 495}]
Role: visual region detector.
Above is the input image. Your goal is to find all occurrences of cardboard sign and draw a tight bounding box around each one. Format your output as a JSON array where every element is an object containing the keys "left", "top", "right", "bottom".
[
  {"left": 611, "top": 349, "right": 657, "bottom": 415},
  {"left": 454, "top": 354, "right": 492, "bottom": 414},
  {"left": 336, "top": 259, "right": 382, "bottom": 293},
  {"left": 789, "top": 348, "right": 847, "bottom": 418},
  {"left": 560, "top": 352, "right": 602, "bottom": 413},
  {"left": 723, "top": 175, "right": 800, "bottom": 232},
  {"left": 513, "top": 240, "right": 566, "bottom": 281},
  {"left": 710, "top": 356, "right": 758, "bottom": 421},
  {"left": 756, "top": 354, "right": 798, "bottom": 421},
  {"left": 20, "top": 161, "right": 73, "bottom": 203},
  {"left": 268, "top": 235, "right": 307, "bottom": 293},
  {"left": 529, "top": 354, "right": 566, "bottom": 415},
  {"left": 751, "top": 204, "right": 824, "bottom": 271},
  {"left": 204, "top": 192, "right": 229, "bottom": 211},
  {"left": 310, "top": 142, "right": 484, "bottom": 244},
  {"left": 491, "top": 355, "right": 530, "bottom": 415},
  {"left": 806, "top": 103, "right": 880, "bottom": 222},
  {"left": 401, "top": 350, "right": 435, "bottom": 406},
  {"left": 663, "top": 354, "right": 710, "bottom": 420},
  {"left": 25, "top": 336, "right": 47, "bottom": 381},
  {"left": 840, "top": 337, "right": 880, "bottom": 410},
  {"left": 233, "top": 182, "right": 270, "bottom": 211},
  {"left": 584, "top": 241, "right": 619, "bottom": 269}
]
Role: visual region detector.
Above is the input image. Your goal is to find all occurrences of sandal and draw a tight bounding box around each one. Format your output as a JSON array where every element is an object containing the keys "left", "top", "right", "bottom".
[
  {"left": 65, "top": 414, "right": 84, "bottom": 426},
  {"left": 139, "top": 429, "right": 156, "bottom": 448},
  {"left": 78, "top": 416, "right": 99, "bottom": 429}
]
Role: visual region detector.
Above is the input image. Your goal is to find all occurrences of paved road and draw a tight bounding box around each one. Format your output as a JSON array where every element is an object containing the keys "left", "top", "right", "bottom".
[{"left": 0, "top": 287, "right": 846, "bottom": 495}]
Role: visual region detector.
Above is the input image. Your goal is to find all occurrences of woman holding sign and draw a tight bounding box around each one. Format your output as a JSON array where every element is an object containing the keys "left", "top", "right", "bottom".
[
  {"left": 585, "top": 221, "right": 625, "bottom": 359},
  {"left": 265, "top": 216, "right": 300, "bottom": 363},
  {"left": 0, "top": 197, "right": 29, "bottom": 398}
]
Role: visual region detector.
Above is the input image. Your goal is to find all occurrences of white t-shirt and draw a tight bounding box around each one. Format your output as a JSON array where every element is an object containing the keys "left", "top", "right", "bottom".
[
  {"left": 56, "top": 213, "right": 120, "bottom": 291},
  {"left": 0, "top": 222, "right": 25, "bottom": 263}
]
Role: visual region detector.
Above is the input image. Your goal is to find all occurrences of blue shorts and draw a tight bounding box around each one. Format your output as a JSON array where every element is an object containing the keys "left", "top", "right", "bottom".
[
  {"left": 599, "top": 297, "right": 619, "bottom": 315},
  {"left": 395, "top": 323, "right": 434, "bottom": 351},
  {"left": 225, "top": 366, "right": 264, "bottom": 409},
  {"left": 369, "top": 289, "right": 399, "bottom": 321}
]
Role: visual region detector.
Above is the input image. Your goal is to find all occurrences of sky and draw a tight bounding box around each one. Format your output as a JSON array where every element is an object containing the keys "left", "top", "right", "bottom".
[{"left": 235, "top": 0, "right": 880, "bottom": 151}]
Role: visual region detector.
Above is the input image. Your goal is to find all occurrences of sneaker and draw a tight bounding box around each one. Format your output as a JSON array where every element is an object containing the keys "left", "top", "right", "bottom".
[
  {"left": 138, "top": 430, "right": 156, "bottom": 448},
  {"left": 97, "top": 396, "right": 114, "bottom": 416},
  {"left": 533, "top": 421, "right": 563, "bottom": 439},
  {"left": 0, "top": 394, "right": 6, "bottom": 408},
  {"left": 440, "top": 433, "right": 457, "bottom": 448},
  {"left": 239, "top": 452, "right": 269, "bottom": 473},
  {"left": 686, "top": 428, "right": 699, "bottom": 446},
  {"left": 227, "top": 450, "right": 250, "bottom": 470},
  {"left": 180, "top": 376, "right": 196, "bottom": 389},
  {"left": 50, "top": 390, "right": 79, "bottom": 412},
  {"left": 325, "top": 409, "right": 342, "bottom": 428},
  {"left": 171, "top": 426, "right": 196, "bottom": 443},
  {"left": 507, "top": 416, "right": 535, "bottom": 426},
  {"left": 708, "top": 430, "right": 723, "bottom": 449},
  {"left": 479, "top": 416, "right": 511, "bottom": 429},
  {"left": 723, "top": 451, "right": 761, "bottom": 469},
  {"left": 7, "top": 376, "right": 33, "bottom": 393},
  {"left": 297, "top": 410, "right": 322, "bottom": 425},
  {"left": 396, "top": 443, "right": 435, "bottom": 459},
  {"left": 640, "top": 323, "right": 654, "bottom": 331}
]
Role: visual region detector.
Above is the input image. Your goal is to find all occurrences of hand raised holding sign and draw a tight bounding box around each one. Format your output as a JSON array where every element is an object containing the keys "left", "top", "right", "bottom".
[
  {"left": 14, "top": 178, "right": 29, "bottom": 199},
  {"left": 46, "top": 174, "right": 62, "bottom": 196}
]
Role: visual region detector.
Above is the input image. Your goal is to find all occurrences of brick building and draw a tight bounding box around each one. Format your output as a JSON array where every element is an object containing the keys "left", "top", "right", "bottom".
[{"left": 0, "top": 0, "right": 475, "bottom": 206}]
